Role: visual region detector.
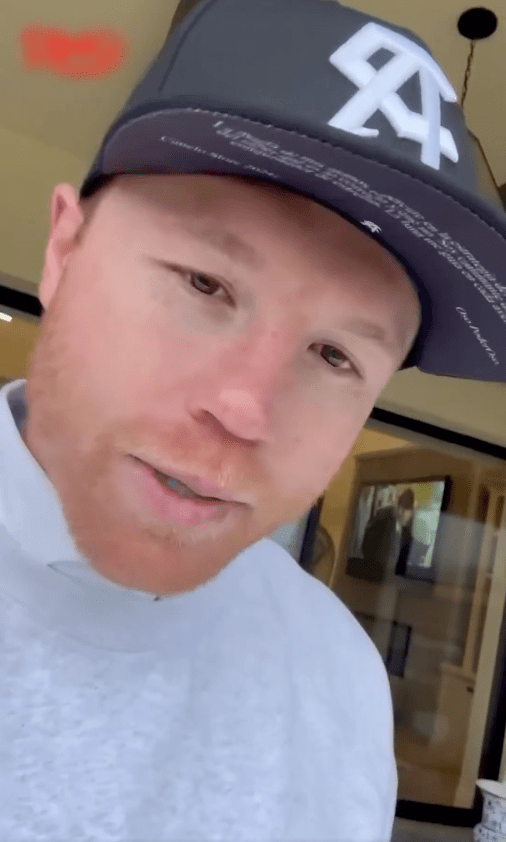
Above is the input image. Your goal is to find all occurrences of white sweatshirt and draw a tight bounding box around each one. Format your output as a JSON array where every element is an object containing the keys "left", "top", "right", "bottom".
[{"left": 0, "top": 379, "right": 397, "bottom": 842}]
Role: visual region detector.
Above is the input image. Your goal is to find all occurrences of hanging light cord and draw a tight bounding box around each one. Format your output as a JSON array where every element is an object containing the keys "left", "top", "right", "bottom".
[{"left": 460, "top": 40, "right": 476, "bottom": 107}]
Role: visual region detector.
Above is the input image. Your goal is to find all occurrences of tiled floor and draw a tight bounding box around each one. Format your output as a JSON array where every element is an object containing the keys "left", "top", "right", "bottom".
[{"left": 392, "top": 818, "right": 474, "bottom": 841}]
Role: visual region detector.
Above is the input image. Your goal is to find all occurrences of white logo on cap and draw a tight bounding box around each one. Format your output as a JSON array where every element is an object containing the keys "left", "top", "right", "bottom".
[
  {"left": 361, "top": 220, "right": 382, "bottom": 234},
  {"left": 327, "top": 22, "right": 459, "bottom": 170}
]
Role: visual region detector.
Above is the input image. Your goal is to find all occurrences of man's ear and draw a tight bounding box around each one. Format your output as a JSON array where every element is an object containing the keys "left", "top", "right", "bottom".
[{"left": 38, "top": 183, "right": 85, "bottom": 311}]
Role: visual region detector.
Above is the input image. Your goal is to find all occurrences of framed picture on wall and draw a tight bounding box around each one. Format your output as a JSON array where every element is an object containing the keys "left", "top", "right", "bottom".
[{"left": 345, "top": 476, "right": 452, "bottom": 584}]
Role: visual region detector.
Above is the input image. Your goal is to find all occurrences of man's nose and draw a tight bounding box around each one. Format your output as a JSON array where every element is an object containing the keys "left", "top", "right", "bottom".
[{"left": 187, "top": 331, "right": 297, "bottom": 444}]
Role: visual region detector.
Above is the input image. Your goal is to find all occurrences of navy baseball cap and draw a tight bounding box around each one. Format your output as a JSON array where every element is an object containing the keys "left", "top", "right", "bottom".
[{"left": 80, "top": 0, "right": 506, "bottom": 382}]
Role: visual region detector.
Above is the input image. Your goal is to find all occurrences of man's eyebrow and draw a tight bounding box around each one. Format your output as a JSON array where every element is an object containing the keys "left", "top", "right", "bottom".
[
  {"left": 176, "top": 220, "right": 265, "bottom": 270},
  {"left": 337, "top": 317, "right": 397, "bottom": 351}
]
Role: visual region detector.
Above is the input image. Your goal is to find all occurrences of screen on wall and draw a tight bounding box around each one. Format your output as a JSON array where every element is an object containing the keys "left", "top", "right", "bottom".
[{"left": 345, "top": 477, "right": 450, "bottom": 584}]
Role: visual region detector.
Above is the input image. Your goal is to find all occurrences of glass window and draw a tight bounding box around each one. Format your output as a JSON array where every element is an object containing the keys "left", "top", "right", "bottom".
[{"left": 306, "top": 420, "right": 506, "bottom": 811}]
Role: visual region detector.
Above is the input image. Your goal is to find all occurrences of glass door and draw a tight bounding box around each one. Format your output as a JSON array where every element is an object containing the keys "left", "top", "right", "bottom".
[{"left": 308, "top": 422, "right": 506, "bottom": 813}]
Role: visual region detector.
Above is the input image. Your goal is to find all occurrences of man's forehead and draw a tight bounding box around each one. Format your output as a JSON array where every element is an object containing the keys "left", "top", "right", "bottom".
[
  {"left": 171, "top": 218, "right": 266, "bottom": 271},
  {"left": 115, "top": 172, "right": 343, "bottom": 224},
  {"left": 118, "top": 174, "right": 404, "bottom": 275}
]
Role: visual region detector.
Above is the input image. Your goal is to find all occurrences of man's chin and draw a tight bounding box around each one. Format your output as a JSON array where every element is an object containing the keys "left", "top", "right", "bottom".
[
  {"left": 56, "top": 457, "right": 300, "bottom": 596},
  {"left": 70, "top": 513, "right": 258, "bottom": 597}
]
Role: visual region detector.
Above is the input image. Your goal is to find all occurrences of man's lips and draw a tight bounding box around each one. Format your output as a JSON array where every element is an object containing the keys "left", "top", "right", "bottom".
[{"left": 130, "top": 456, "right": 250, "bottom": 505}]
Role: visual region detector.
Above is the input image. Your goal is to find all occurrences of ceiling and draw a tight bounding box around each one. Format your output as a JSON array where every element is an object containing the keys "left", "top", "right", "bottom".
[
  {"left": 0, "top": 0, "right": 502, "bottom": 175},
  {"left": 3, "top": 0, "right": 506, "bottom": 445}
]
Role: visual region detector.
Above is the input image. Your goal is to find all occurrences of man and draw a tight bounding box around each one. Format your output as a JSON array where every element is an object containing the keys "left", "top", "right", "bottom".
[
  {"left": 361, "top": 488, "right": 415, "bottom": 580},
  {"left": 396, "top": 489, "right": 417, "bottom": 574},
  {"left": 2, "top": 0, "right": 506, "bottom": 839}
]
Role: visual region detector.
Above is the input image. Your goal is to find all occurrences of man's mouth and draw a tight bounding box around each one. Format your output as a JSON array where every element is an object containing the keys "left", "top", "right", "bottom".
[
  {"left": 130, "top": 455, "right": 246, "bottom": 503},
  {"left": 123, "top": 456, "right": 237, "bottom": 528},
  {"left": 151, "top": 469, "right": 224, "bottom": 502}
]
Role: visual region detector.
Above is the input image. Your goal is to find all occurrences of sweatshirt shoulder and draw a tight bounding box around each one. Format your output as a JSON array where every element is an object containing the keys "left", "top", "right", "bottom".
[{"left": 246, "top": 538, "right": 388, "bottom": 675}]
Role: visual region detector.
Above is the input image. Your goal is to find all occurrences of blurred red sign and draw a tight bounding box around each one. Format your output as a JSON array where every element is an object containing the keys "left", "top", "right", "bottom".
[{"left": 20, "top": 26, "right": 127, "bottom": 79}]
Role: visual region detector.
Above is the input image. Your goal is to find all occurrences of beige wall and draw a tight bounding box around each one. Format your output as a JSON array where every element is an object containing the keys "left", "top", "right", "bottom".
[
  {"left": 0, "top": 126, "right": 86, "bottom": 285},
  {"left": 378, "top": 367, "right": 506, "bottom": 451}
]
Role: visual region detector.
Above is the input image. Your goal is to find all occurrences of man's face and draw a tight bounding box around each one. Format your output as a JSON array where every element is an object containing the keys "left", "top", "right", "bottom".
[
  {"left": 23, "top": 174, "right": 420, "bottom": 595},
  {"left": 398, "top": 506, "right": 415, "bottom": 527}
]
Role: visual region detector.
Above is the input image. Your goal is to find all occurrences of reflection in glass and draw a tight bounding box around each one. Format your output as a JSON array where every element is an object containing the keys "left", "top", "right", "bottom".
[{"left": 310, "top": 424, "right": 506, "bottom": 810}]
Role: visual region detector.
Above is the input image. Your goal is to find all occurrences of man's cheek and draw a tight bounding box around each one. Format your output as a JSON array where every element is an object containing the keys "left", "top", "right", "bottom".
[{"left": 308, "top": 439, "right": 356, "bottom": 492}]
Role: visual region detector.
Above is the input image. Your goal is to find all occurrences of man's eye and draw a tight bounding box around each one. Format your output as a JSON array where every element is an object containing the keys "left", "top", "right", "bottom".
[
  {"left": 187, "top": 271, "right": 225, "bottom": 298},
  {"left": 316, "top": 343, "right": 355, "bottom": 373},
  {"left": 180, "top": 269, "right": 357, "bottom": 374}
]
